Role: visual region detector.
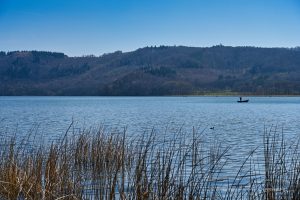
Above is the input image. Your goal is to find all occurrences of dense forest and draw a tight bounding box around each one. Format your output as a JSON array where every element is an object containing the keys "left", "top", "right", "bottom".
[{"left": 0, "top": 45, "right": 300, "bottom": 95}]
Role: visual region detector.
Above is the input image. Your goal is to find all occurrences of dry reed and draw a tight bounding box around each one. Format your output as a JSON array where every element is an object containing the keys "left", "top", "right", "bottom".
[{"left": 0, "top": 125, "right": 299, "bottom": 199}]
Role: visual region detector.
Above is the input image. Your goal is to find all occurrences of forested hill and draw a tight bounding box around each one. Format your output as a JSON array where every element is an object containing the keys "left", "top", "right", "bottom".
[{"left": 1, "top": 46, "right": 300, "bottom": 95}]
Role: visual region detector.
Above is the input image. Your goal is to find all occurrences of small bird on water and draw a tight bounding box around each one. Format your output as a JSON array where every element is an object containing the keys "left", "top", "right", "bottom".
[{"left": 210, "top": 127, "right": 214, "bottom": 130}]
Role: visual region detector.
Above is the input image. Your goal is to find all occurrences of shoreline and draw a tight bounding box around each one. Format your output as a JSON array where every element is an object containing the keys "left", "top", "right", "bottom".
[{"left": 0, "top": 94, "right": 300, "bottom": 97}]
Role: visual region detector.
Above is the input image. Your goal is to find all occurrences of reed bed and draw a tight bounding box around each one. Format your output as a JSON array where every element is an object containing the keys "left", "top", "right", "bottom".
[{"left": 0, "top": 125, "right": 300, "bottom": 200}]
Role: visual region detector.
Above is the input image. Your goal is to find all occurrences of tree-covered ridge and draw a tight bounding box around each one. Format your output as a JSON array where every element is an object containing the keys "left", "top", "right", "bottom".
[{"left": 0, "top": 46, "right": 300, "bottom": 95}]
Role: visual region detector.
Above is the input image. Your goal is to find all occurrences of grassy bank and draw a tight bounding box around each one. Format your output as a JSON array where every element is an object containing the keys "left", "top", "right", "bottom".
[{"left": 0, "top": 126, "right": 300, "bottom": 199}]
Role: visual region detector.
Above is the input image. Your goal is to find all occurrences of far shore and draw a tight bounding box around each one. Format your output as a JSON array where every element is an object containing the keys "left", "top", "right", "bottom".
[{"left": 1, "top": 94, "right": 300, "bottom": 97}]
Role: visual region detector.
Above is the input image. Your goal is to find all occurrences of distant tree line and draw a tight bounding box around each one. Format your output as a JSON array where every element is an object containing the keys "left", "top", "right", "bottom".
[{"left": 0, "top": 46, "right": 300, "bottom": 95}]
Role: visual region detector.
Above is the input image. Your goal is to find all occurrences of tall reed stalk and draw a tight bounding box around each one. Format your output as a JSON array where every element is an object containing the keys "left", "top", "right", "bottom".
[{"left": 0, "top": 125, "right": 300, "bottom": 199}]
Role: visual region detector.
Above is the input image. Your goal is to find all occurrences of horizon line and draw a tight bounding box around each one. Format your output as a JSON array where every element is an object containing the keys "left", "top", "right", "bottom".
[{"left": 2, "top": 44, "right": 300, "bottom": 57}]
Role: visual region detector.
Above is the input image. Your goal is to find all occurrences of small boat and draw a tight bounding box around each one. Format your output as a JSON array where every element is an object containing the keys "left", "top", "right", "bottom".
[
  {"left": 237, "top": 97, "right": 249, "bottom": 103},
  {"left": 237, "top": 99, "right": 249, "bottom": 103}
]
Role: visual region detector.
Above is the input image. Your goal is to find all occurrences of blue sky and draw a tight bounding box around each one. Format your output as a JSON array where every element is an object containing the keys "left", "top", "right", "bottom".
[{"left": 0, "top": 0, "right": 300, "bottom": 56}]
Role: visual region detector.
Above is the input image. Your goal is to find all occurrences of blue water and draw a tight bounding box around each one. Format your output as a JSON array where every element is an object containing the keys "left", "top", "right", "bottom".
[
  {"left": 0, "top": 96, "right": 299, "bottom": 149},
  {"left": 1, "top": 96, "right": 300, "bottom": 186}
]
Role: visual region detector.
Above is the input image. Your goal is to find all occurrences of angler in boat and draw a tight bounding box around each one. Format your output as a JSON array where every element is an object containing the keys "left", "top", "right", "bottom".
[{"left": 237, "top": 97, "right": 249, "bottom": 103}]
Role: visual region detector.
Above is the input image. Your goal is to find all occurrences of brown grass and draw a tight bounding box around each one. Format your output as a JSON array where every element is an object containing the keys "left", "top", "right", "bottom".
[{"left": 0, "top": 125, "right": 300, "bottom": 199}]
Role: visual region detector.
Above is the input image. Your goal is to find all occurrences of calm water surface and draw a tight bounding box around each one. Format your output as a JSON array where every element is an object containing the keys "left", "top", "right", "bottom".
[
  {"left": 0, "top": 96, "right": 299, "bottom": 150},
  {"left": 1, "top": 96, "right": 300, "bottom": 184}
]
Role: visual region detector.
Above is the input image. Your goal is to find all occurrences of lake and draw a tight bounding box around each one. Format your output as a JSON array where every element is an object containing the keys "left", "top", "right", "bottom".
[
  {"left": 0, "top": 96, "right": 299, "bottom": 155},
  {"left": 1, "top": 96, "right": 300, "bottom": 196}
]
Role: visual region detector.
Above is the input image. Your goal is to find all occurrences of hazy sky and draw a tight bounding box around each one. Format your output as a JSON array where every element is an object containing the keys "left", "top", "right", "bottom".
[{"left": 0, "top": 0, "right": 300, "bottom": 56}]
